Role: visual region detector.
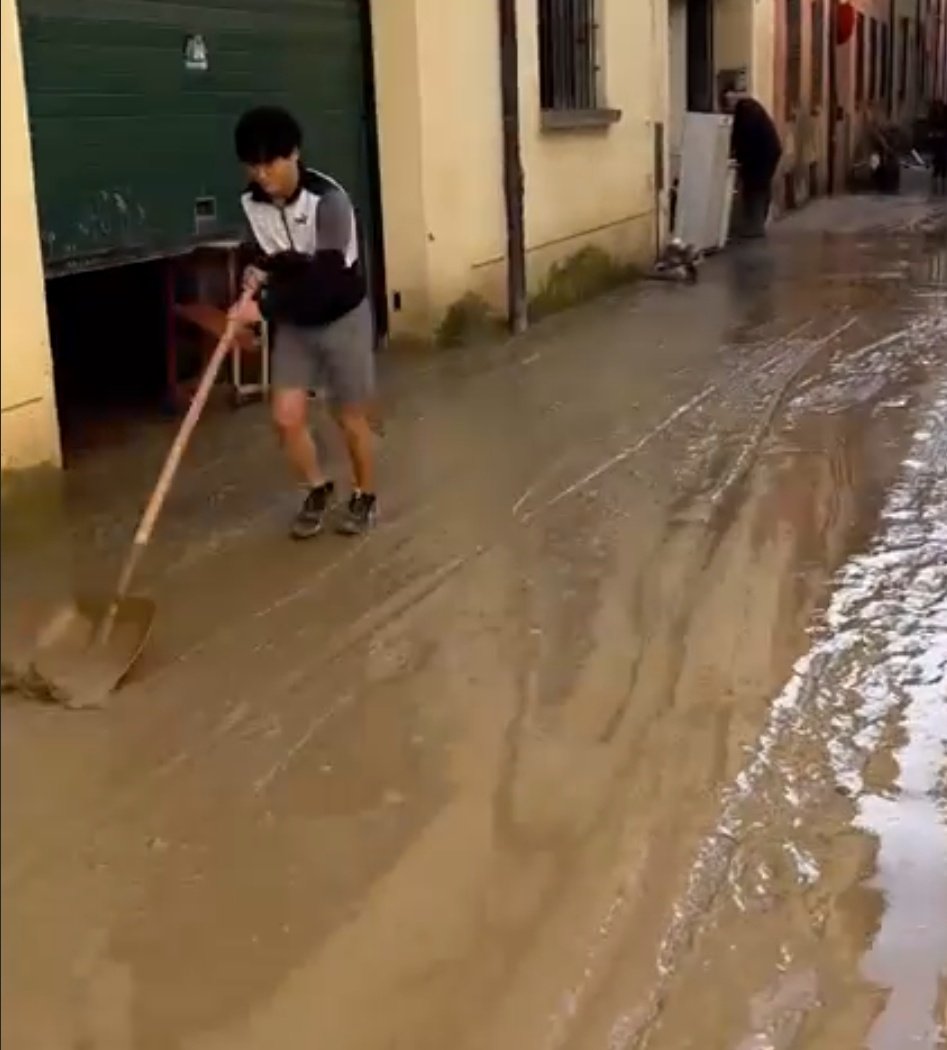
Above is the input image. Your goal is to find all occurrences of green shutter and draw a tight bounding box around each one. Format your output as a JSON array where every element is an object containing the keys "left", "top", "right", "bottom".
[{"left": 19, "top": 0, "right": 373, "bottom": 274}]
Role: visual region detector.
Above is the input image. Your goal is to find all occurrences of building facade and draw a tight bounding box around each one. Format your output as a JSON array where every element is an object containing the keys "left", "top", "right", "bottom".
[
  {"left": 2, "top": 0, "right": 943, "bottom": 479},
  {"left": 772, "top": 0, "right": 832, "bottom": 206},
  {"left": 2, "top": 0, "right": 674, "bottom": 479},
  {"left": 773, "top": 0, "right": 946, "bottom": 204},
  {"left": 667, "top": 0, "right": 777, "bottom": 185},
  {"left": 1, "top": 0, "right": 61, "bottom": 482},
  {"left": 372, "top": 0, "right": 672, "bottom": 336}
]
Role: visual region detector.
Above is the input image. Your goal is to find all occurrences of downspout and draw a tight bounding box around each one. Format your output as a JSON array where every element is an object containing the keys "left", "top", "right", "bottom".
[
  {"left": 650, "top": 0, "right": 666, "bottom": 261},
  {"left": 887, "top": 0, "right": 895, "bottom": 119},
  {"left": 498, "top": 0, "right": 528, "bottom": 335},
  {"left": 828, "top": 0, "right": 839, "bottom": 193},
  {"left": 915, "top": 0, "right": 922, "bottom": 107},
  {"left": 359, "top": 0, "right": 389, "bottom": 339},
  {"left": 939, "top": 0, "right": 946, "bottom": 100}
]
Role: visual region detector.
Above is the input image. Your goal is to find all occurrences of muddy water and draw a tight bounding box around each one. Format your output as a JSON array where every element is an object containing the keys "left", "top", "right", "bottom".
[
  {"left": 608, "top": 363, "right": 947, "bottom": 1050},
  {"left": 2, "top": 202, "right": 946, "bottom": 1049}
]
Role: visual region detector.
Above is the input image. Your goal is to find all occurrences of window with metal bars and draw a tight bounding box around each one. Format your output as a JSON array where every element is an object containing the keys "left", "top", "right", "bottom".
[
  {"left": 811, "top": 0, "right": 825, "bottom": 110},
  {"left": 785, "top": 0, "right": 802, "bottom": 119},
  {"left": 538, "top": 0, "right": 600, "bottom": 111}
]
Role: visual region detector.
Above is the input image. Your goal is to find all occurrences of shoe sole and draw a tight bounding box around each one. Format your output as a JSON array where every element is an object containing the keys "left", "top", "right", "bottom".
[
  {"left": 335, "top": 512, "right": 377, "bottom": 537},
  {"left": 290, "top": 520, "right": 325, "bottom": 540},
  {"left": 290, "top": 486, "right": 337, "bottom": 540}
]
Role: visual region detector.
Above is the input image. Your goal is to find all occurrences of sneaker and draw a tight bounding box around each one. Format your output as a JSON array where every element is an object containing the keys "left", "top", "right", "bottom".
[
  {"left": 291, "top": 482, "right": 335, "bottom": 540},
  {"left": 336, "top": 491, "right": 377, "bottom": 536}
]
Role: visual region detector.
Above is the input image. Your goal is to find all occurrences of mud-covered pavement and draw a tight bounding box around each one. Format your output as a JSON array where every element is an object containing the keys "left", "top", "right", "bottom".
[{"left": 2, "top": 194, "right": 946, "bottom": 1050}]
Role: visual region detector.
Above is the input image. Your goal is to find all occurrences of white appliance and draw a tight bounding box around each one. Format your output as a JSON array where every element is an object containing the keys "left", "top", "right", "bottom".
[{"left": 673, "top": 112, "right": 735, "bottom": 253}]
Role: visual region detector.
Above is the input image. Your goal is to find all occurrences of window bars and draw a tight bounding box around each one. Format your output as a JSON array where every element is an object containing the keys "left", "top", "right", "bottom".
[{"left": 538, "top": 0, "right": 599, "bottom": 111}]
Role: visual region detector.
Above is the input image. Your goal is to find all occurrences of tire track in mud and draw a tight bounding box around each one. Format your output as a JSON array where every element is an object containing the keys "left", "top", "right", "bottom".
[
  {"left": 513, "top": 287, "right": 945, "bottom": 1050},
  {"left": 592, "top": 313, "right": 915, "bottom": 751},
  {"left": 0, "top": 309, "right": 881, "bottom": 1050},
  {"left": 673, "top": 318, "right": 856, "bottom": 526},
  {"left": 486, "top": 316, "right": 917, "bottom": 1050},
  {"left": 0, "top": 309, "right": 912, "bottom": 915},
  {"left": 513, "top": 320, "right": 818, "bottom": 524},
  {"left": 4, "top": 210, "right": 945, "bottom": 1050},
  {"left": 239, "top": 314, "right": 870, "bottom": 804},
  {"left": 592, "top": 323, "right": 947, "bottom": 1050}
]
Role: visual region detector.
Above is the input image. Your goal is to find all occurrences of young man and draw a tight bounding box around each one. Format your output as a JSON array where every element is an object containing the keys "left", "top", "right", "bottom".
[
  {"left": 229, "top": 106, "right": 377, "bottom": 538},
  {"left": 721, "top": 88, "right": 783, "bottom": 239}
]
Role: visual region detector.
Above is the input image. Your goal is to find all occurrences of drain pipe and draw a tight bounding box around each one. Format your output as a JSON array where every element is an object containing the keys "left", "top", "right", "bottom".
[
  {"left": 498, "top": 0, "right": 528, "bottom": 334},
  {"left": 828, "top": 0, "right": 839, "bottom": 193},
  {"left": 887, "top": 0, "right": 895, "bottom": 120},
  {"left": 915, "top": 0, "right": 922, "bottom": 107}
]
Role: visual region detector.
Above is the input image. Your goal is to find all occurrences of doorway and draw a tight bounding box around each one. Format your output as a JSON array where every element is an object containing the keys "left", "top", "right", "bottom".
[
  {"left": 687, "top": 0, "right": 716, "bottom": 113},
  {"left": 669, "top": 0, "right": 716, "bottom": 192}
]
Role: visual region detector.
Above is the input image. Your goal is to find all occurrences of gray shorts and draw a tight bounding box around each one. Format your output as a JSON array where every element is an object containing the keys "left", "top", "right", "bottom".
[{"left": 271, "top": 298, "right": 375, "bottom": 407}]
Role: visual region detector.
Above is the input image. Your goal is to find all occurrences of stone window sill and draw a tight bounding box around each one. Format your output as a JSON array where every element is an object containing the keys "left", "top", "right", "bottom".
[{"left": 540, "top": 108, "right": 622, "bottom": 132}]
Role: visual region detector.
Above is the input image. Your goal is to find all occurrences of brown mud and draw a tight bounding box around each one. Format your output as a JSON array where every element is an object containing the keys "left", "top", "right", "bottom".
[{"left": 2, "top": 194, "right": 946, "bottom": 1049}]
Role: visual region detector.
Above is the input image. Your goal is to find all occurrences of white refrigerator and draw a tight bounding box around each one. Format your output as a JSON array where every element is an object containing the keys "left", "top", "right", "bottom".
[{"left": 673, "top": 112, "right": 736, "bottom": 253}]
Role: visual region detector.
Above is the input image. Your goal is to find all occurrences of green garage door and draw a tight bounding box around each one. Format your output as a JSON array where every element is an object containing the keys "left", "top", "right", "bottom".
[{"left": 19, "top": 0, "right": 377, "bottom": 277}]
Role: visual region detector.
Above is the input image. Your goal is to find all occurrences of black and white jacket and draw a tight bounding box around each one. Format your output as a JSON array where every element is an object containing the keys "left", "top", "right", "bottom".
[{"left": 241, "top": 166, "right": 366, "bottom": 328}]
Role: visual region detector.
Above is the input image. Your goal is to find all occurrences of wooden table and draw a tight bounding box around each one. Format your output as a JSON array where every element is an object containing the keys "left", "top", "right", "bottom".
[{"left": 164, "top": 240, "right": 269, "bottom": 410}]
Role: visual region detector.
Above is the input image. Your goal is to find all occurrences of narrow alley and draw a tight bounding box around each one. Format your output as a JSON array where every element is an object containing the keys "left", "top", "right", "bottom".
[{"left": 2, "top": 192, "right": 945, "bottom": 1049}]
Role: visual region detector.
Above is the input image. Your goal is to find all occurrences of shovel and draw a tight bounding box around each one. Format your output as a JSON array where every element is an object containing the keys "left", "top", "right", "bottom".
[{"left": 28, "top": 318, "right": 241, "bottom": 709}]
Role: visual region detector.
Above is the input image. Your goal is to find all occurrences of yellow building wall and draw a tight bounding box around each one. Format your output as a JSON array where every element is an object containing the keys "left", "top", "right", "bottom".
[
  {"left": 372, "top": 0, "right": 669, "bottom": 338},
  {"left": 368, "top": 0, "right": 433, "bottom": 335},
  {"left": 1, "top": 0, "right": 61, "bottom": 478},
  {"left": 751, "top": 0, "right": 776, "bottom": 115},
  {"left": 416, "top": 0, "right": 507, "bottom": 313},
  {"left": 714, "top": 0, "right": 776, "bottom": 115},
  {"left": 715, "top": 0, "right": 754, "bottom": 83},
  {"left": 515, "top": 0, "right": 666, "bottom": 296},
  {"left": 370, "top": 0, "right": 505, "bottom": 336}
]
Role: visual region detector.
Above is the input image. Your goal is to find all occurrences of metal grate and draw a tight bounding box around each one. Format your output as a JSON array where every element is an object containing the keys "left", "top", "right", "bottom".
[{"left": 538, "top": 0, "right": 599, "bottom": 111}]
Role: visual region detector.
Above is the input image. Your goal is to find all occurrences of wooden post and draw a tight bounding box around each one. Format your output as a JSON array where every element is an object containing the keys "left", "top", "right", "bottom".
[{"left": 498, "top": 0, "right": 527, "bottom": 334}]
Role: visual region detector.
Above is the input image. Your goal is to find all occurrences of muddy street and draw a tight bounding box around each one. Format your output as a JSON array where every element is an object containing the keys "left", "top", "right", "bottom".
[{"left": 2, "top": 194, "right": 946, "bottom": 1050}]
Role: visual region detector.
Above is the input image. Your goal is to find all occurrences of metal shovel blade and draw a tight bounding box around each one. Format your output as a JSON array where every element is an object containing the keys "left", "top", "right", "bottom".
[
  {"left": 29, "top": 595, "right": 156, "bottom": 709},
  {"left": 23, "top": 323, "right": 238, "bottom": 712}
]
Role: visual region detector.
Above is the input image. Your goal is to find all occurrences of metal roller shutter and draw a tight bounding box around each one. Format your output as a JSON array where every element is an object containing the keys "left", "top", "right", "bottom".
[{"left": 19, "top": 0, "right": 378, "bottom": 280}]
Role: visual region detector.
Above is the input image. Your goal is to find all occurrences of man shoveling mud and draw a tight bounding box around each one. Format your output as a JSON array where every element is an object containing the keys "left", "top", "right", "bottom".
[
  {"left": 229, "top": 106, "right": 377, "bottom": 538},
  {"left": 721, "top": 86, "right": 783, "bottom": 239}
]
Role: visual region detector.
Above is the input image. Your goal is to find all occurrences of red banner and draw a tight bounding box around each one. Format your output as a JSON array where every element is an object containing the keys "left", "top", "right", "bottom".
[{"left": 837, "top": 2, "right": 856, "bottom": 46}]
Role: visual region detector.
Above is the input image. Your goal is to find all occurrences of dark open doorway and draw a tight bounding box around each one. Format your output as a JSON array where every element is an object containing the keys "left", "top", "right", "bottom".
[
  {"left": 45, "top": 263, "right": 172, "bottom": 464},
  {"left": 687, "top": 0, "right": 716, "bottom": 112}
]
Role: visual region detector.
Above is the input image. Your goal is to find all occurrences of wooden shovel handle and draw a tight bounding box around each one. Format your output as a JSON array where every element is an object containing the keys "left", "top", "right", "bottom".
[{"left": 111, "top": 320, "right": 239, "bottom": 603}]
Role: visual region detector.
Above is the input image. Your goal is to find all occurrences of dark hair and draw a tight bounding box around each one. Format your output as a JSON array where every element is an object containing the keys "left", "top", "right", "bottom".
[{"left": 234, "top": 106, "right": 302, "bottom": 164}]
